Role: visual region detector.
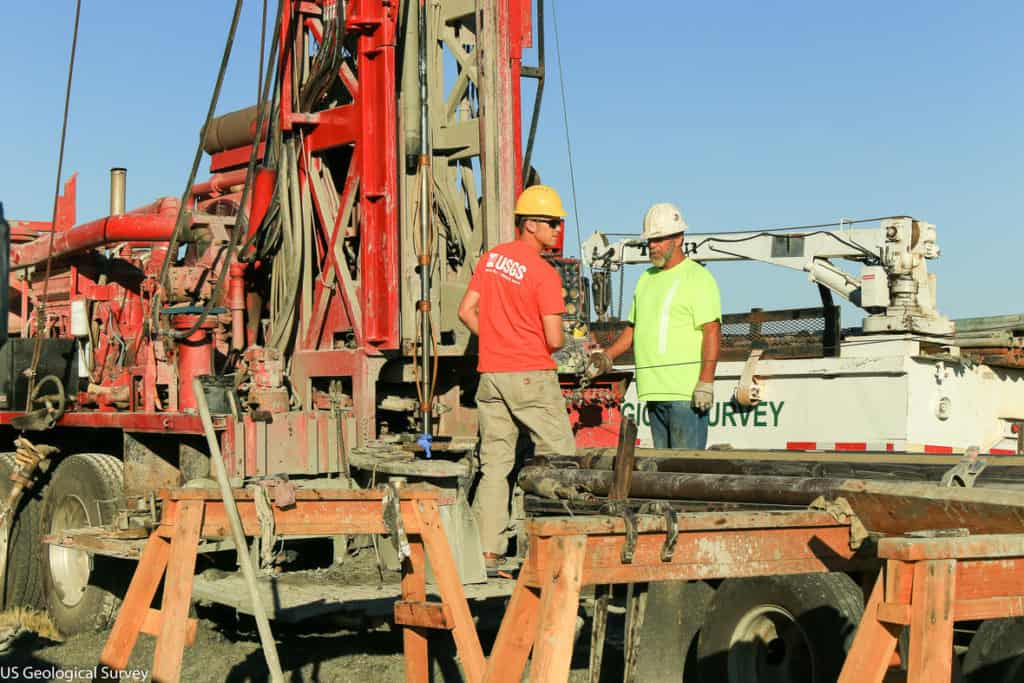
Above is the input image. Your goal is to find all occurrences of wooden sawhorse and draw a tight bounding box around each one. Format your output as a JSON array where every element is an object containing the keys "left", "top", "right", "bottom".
[
  {"left": 98, "top": 486, "right": 485, "bottom": 683},
  {"left": 839, "top": 533, "right": 1024, "bottom": 682},
  {"left": 482, "top": 510, "right": 864, "bottom": 682}
]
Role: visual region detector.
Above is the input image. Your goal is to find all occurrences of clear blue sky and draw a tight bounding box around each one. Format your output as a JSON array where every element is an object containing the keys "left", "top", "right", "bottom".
[{"left": 1, "top": 1, "right": 1020, "bottom": 321}]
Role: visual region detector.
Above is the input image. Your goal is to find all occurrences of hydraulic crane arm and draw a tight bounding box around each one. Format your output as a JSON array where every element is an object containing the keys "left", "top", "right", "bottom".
[{"left": 582, "top": 216, "right": 954, "bottom": 336}]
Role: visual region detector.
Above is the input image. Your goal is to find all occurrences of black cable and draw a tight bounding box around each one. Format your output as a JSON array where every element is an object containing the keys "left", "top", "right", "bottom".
[
  {"left": 26, "top": 0, "right": 83, "bottom": 411},
  {"left": 164, "top": 1, "right": 284, "bottom": 343},
  {"left": 152, "top": 0, "right": 247, "bottom": 337},
  {"left": 688, "top": 230, "right": 879, "bottom": 263},
  {"left": 550, "top": 0, "right": 584, "bottom": 257},
  {"left": 258, "top": 0, "right": 268, "bottom": 103}
]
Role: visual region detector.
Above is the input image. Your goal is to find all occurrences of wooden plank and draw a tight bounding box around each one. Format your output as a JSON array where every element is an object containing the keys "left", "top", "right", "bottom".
[
  {"left": 879, "top": 596, "right": 1024, "bottom": 624},
  {"left": 526, "top": 510, "right": 847, "bottom": 537},
  {"left": 194, "top": 503, "right": 392, "bottom": 538},
  {"left": 956, "top": 559, "right": 1024, "bottom": 600},
  {"left": 953, "top": 596, "right": 1024, "bottom": 621},
  {"left": 876, "top": 603, "right": 911, "bottom": 625},
  {"left": 577, "top": 557, "right": 865, "bottom": 586},
  {"left": 141, "top": 608, "right": 198, "bottom": 645},
  {"left": 394, "top": 600, "right": 453, "bottom": 630},
  {"left": 401, "top": 540, "right": 429, "bottom": 683},
  {"left": 152, "top": 500, "right": 205, "bottom": 683},
  {"left": 484, "top": 560, "right": 543, "bottom": 683},
  {"left": 99, "top": 534, "right": 171, "bottom": 671},
  {"left": 879, "top": 534, "right": 1024, "bottom": 561},
  {"left": 837, "top": 572, "right": 901, "bottom": 683},
  {"left": 161, "top": 487, "right": 450, "bottom": 502},
  {"left": 609, "top": 418, "right": 637, "bottom": 500},
  {"left": 906, "top": 559, "right": 956, "bottom": 683},
  {"left": 415, "top": 499, "right": 485, "bottom": 683},
  {"left": 569, "top": 524, "right": 857, "bottom": 587},
  {"left": 885, "top": 560, "right": 914, "bottom": 605},
  {"left": 840, "top": 481, "right": 1024, "bottom": 536},
  {"left": 530, "top": 535, "right": 587, "bottom": 683}
]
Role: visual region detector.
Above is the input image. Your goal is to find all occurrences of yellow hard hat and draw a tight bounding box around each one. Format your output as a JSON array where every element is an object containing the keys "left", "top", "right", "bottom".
[{"left": 514, "top": 185, "right": 567, "bottom": 218}]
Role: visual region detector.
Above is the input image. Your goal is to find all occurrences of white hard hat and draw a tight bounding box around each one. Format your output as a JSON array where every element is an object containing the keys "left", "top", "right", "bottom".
[{"left": 642, "top": 202, "right": 688, "bottom": 240}]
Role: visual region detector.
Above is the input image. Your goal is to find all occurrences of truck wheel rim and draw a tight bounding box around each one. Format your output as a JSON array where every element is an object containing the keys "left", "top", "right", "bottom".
[
  {"left": 729, "top": 604, "right": 814, "bottom": 683},
  {"left": 48, "top": 494, "right": 92, "bottom": 608}
]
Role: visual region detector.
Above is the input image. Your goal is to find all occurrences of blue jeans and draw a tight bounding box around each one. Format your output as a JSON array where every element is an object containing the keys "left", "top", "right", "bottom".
[{"left": 647, "top": 401, "right": 708, "bottom": 450}]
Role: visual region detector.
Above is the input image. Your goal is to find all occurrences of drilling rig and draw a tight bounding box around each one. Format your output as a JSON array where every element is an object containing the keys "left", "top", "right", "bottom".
[{"left": 0, "top": 0, "right": 614, "bottom": 633}]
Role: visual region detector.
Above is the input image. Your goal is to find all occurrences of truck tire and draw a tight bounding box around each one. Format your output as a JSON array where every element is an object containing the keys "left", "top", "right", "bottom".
[
  {"left": 0, "top": 452, "right": 45, "bottom": 608},
  {"left": 962, "top": 618, "right": 1024, "bottom": 682},
  {"left": 697, "top": 573, "right": 863, "bottom": 683},
  {"left": 40, "top": 453, "right": 127, "bottom": 634},
  {"left": 635, "top": 580, "right": 715, "bottom": 681}
]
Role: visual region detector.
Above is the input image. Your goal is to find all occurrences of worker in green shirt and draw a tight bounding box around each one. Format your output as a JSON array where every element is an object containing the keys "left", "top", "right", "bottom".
[{"left": 585, "top": 203, "right": 721, "bottom": 449}]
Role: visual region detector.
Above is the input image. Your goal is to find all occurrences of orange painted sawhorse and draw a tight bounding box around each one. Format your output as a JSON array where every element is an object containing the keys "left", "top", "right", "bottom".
[
  {"left": 98, "top": 486, "right": 486, "bottom": 683},
  {"left": 839, "top": 533, "right": 1024, "bottom": 683},
  {"left": 482, "top": 510, "right": 866, "bottom": 682}
]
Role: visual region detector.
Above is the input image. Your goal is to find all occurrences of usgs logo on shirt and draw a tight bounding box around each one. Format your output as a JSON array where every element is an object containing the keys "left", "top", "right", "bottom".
[{"left": 486, "top": 253, "right": 527, "bottom": 281}]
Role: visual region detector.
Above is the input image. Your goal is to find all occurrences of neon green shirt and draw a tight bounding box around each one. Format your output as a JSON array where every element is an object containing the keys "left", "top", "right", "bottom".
[{"left": 627, "top": 258, "right": 721, "bottom": 401}]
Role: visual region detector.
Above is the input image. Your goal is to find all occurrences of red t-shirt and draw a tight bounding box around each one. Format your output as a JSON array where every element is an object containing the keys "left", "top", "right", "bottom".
[{"left": 468, "top": 240, "right": 565, "bottom": 373}]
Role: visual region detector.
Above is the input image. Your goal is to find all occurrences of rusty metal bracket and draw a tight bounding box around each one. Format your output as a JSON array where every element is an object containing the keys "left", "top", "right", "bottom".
[
  {"left": 382, "top": 483, "right": 411, "bottom": 562},
  {"left": 660, "top": 508, "right": 678, "bottom": 562},
  {"left": 940, "top": 447, "right": 987, "bottom": 488},
  {"left": 639, "top": 501, "right": 678, "bottom": 562},
  {"left": 620, "top": 508, "right": 638, "bottom": 564}
]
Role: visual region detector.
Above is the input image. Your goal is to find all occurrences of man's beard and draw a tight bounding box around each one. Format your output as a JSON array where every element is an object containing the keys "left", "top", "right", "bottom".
[{"left": 649, "top": 252, "right": 667, "bottom": 268}]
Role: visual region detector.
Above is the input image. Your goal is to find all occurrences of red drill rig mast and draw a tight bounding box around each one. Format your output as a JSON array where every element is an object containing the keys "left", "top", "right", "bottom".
[{"left": 0, "top": 0, "right": 617, "bottom": 633}]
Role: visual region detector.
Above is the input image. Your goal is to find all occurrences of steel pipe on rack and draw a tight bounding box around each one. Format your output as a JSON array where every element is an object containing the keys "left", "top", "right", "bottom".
[{"left": 519, "top": 465, "right": 844, "bottom": 506}]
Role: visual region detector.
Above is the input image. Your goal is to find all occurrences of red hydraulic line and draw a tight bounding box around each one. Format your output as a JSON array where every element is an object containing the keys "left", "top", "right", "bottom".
[
  {"left": 11, "top": 213, "right": 177, "bottom": 268},
  {"left": 191, "top": 168, "right": 249, "bottom": 198}
]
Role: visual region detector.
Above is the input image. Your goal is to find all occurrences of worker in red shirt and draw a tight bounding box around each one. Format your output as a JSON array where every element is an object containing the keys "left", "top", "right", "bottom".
[{"left": 458, "top": 185, "right": 576, "bottom": 568}]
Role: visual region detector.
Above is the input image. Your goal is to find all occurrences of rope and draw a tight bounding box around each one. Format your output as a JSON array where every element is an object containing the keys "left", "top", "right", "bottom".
[
  {"left": 25, "top": 0, "right": 83, "bottom": 411},
  {"left": 550, "top": 0, "right": 584, "bottom": 259}
]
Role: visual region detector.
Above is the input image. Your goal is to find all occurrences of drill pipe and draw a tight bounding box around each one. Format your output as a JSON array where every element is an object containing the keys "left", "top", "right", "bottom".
[
  {"left": 533, "top": 455, "right": 1024, "bottom": 489},
  {"left": 519, "top": 465, "right": 844, "bottom": 506}
]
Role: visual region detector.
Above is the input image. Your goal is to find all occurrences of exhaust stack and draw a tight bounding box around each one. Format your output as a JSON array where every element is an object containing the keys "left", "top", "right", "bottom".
[{"left": 109, "top": 167, "right": 126, "bottom": 216}]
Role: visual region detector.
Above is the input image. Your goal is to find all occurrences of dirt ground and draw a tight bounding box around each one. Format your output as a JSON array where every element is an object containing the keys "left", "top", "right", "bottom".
[{"left": 0, "top": 603, "right": 617, "bottom": 682}]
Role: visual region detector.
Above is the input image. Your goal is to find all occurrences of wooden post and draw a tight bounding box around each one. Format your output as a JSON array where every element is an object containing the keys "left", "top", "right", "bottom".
[
  {"left": 484, "top": 561, "right": 543, "bottom": 683},
  {"left": 415, "top": 499, "right": 485, "bottom": 683},
  {"left": 587, "top": 585, "right": 610, "bottom": 683},
  {"left": 906, "top": 559, "right": 956, "bottom": 683},
  {"left": 837, "top": 571, "right": 900, "bottom": 683},
  {"left": 609, "top": 418, "right": 637, "bottom": 500},
  {"left": 152, "top": 500, "right": 204, "bottom": 683},
  {"left": 530, "top": 535, "right": 586, "bottom": 682},
  {"left": 402, "top": 538, "right": 429, "bottom": 683},
  {"left": 99, "top": 534, "right": 171, "bottom": 671}
]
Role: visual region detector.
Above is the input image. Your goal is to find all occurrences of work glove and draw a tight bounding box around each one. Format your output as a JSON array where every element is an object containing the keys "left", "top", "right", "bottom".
[
  {"left": 584, "top": 350, "right": 613, "bottom": 381},
  {"left": 692, "top": 381, "right": 714, "bottom": 412}
]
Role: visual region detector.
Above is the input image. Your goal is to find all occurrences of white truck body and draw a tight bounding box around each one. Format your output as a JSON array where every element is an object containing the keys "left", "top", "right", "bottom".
[{"left": 619, "top": 335, "right": 1024, "bottom": 454}]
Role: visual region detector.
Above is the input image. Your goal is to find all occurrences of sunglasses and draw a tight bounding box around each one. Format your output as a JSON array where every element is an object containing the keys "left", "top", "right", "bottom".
[{"left": 533, "top": 218, "right": 562, "bottom": 228}]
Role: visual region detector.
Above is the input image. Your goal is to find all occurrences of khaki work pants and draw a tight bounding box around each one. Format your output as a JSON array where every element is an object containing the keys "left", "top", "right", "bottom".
[{"left": 473, "top": 370, "right": 575, "bottom": 556}]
